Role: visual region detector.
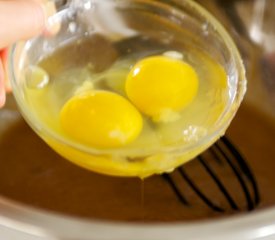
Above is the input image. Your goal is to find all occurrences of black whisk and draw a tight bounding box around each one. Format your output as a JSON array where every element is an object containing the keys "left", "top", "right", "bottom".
[{"left": 162, "top": 136, "right": 260, "bottom": 212}]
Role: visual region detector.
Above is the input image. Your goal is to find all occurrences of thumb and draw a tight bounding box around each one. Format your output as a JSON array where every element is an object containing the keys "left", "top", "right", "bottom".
[
  {"left": 0, "top": 0, "right": 57, "bottom": 49},
  {"left": 0, "top": 60, "right": 5, "bottom": 108}
]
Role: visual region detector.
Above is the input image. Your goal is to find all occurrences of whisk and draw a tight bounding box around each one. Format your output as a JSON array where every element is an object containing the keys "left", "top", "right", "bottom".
[{"left": 162, "top": 136, "right": 260, "bottom": 212}]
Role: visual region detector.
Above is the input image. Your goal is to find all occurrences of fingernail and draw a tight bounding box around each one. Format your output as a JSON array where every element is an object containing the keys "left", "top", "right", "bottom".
[
  {"left": 0, "top": 86, "right": 6, "bottom": 108},
  {"left": 42, "top": 1, "right": 61, "bottom": 36},
  {"left": 0, "top": 48, "right": 11, "bottom": 92},
  {"left": 0, "top": 96, "right": 5, "bottom": 108},
  {"left": 0, "top": 55, "right": 6, "bottom": 108},
  {"left": 5, "top": 78, "right": 12, "bottom": 93}
]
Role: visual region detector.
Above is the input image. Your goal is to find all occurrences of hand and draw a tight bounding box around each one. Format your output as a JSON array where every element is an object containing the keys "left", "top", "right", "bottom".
[{"left": 0, "top": 0, "right": 58, "bottom": 108}]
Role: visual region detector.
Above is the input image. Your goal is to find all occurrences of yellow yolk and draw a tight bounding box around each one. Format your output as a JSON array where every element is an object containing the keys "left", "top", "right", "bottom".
[
  {"left": 60, "top": 90, "right": 143, "bottom": 148},
  {"left": 125, "top": 56, "right": 199, "bottom": 121}
]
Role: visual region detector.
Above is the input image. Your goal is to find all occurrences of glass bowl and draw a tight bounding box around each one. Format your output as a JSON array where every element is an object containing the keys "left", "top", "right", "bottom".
[{"left": 8, "top": 0, "right": 246, "bottom": 178}]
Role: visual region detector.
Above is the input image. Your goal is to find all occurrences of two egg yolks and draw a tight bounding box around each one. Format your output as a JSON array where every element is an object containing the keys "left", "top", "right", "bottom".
[{"left": 60, "top": 56, "right": 199, "bottom": 148}]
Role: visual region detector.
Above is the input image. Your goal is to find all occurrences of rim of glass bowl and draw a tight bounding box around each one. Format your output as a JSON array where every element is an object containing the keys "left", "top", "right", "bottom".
[{"left": 8, "top": 0, "right": 246, "bottom": 157}]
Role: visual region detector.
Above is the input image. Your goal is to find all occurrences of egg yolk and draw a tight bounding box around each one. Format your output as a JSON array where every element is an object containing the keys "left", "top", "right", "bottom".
[
  {"left": 125, "top": 56, "right": 199, "bottom": 121},
  {"left": 60, "top": 90, "right": 143, "bottom": 148}
]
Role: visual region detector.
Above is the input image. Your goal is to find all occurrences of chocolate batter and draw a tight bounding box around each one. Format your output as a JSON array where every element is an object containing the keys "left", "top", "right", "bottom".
[{"left": 0, "top": 0, "right": 275, "bottom": 223}]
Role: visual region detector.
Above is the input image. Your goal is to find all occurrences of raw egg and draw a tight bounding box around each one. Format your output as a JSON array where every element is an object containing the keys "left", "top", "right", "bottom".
[
  {"left": 125, "top": 56, "right": 199, "bottom": 121},
  {"left": 60, "top": 90, "right": 143, "bottom": 148}
]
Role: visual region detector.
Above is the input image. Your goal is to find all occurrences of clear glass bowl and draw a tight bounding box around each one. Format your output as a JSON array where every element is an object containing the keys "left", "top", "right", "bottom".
[{"left": 8, "top": 0, "right": 246, "bottom": 178}]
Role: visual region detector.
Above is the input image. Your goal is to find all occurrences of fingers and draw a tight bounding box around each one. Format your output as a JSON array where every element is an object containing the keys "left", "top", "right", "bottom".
[
  {"left": 0, "top": 48, "right": 8, "bottom": 108},
  {"left": 0, "top": 48, "right": 11, "bottom": 92},
  {"left": 0, "top": 59, "right": 5, "bottom": 108},
  {"left": 0, "top": 0, "right": 59, "bottom": 108},
  {"left": 0, "top": 0, "right": 58, "bottom": 49}
]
